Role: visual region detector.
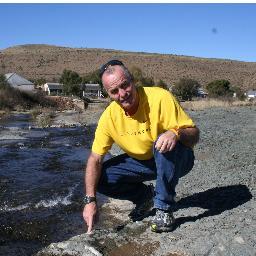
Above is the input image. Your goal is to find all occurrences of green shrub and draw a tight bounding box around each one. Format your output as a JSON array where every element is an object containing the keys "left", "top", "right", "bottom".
[
  {"left": 156, "top": 79, "right": 168, "bottom": 90},
  {"left": 172, "top": 78, "right": 200, "bottom": 101},
  {"left": 130, "top": 66, "right": 154, "bottom": 87},
  {"left": 60, "top": 69, "right": 82, "bottom": 96},
  {"left": 0, "top": 74, "right": 9, "bottom": 89},
  {"left": 206, "top": 80, "right": 233, "bottom": 98}
]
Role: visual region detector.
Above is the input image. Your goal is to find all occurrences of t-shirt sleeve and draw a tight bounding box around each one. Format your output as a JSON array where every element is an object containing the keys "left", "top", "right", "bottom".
[
  {"left": 91, "top": 110, "right": 114, "bottom": 156},
  {"left": 159, "top": 91, "right": 195, "bottom": 131}
]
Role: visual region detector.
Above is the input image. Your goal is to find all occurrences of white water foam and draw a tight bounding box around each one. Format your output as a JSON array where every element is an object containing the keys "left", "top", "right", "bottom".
[
  {"left": 0, "top": 184, "right": 79, "bottom": 212},
  {"left": 0, "top": 203, "right": 31, "bottom": 212},
  {"left": 35, "top": 183, "right": 79, "bottom": 208}
]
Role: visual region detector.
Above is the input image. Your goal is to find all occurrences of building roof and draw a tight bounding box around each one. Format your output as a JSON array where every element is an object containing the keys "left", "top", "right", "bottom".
[
  {"left": 5, "top": 73, "right": 34, "bottom": 86},
  {"left": 84, "top": 83, "right": 101, "bottom": 90},
  {"left": 45, "top": 83, "right": 63, "bottom": 90}
]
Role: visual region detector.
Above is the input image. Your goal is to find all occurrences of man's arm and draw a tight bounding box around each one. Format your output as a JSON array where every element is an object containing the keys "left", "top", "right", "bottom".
[
  {"left": 179, "top": 126, "right": 200, "bottom": 148},
  {"left": 155, "top": 127, "right": 200, "bottom": 153},
  {"left": 83, "top": 152, "right": 104, "bottom": 234}
]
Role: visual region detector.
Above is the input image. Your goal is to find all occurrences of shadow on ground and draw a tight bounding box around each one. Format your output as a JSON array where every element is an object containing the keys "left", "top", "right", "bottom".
[{"left": 173, "top": 184, "right": 252, "bottom": 230}]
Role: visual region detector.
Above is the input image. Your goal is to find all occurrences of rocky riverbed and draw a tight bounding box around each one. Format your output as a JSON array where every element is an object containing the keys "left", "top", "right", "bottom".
[{"left": 0, "top": 105, "right": 255, "bottom": 256}]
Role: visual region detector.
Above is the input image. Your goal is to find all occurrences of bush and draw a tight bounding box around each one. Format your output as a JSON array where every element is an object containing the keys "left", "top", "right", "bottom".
[
  {"left": 206, "top": 80, "right": 233, "bottom": 98},
  {"left": 82, "top": 70, "right": 101, "bottom": 84},
  {"left": 130, "top": 66, "right": 154, "bottom": 87},
  {"left": 32, "top": 78, "right": 46, "bottom": 86},
  {"left": 60, "top": 69, "right": 82, "bottom": 96},
  {"left": 36, "top": 112, "right": 54, "bottom": 128},
  {"left": 156, "top": 79, "right": 168, "bottom": 90},
  {"left": 0, "top": 74, "right": 9, "bottom": 89},
  {"left": 0, "top": 86, "right": 57, "bottom": 110},
  {"left": 232, "top": 86, "right": 246, "bottom": 101},
  {"left": 0, "top": 85, "right": 25, "bottom": 109},
  {"left": 130, "top": 66, "right": 144, "bottom": 83},
  {"left": 30, "top": 107, "right": 43, "bottom": 120},
  {"left": 172, "top": 78, "right": 200, "bottom": 101}
]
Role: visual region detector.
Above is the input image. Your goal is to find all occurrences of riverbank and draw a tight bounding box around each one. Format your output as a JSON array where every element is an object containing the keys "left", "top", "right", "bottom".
[{"left": 0, "top": 105, "right": 255, "bottom": 256}]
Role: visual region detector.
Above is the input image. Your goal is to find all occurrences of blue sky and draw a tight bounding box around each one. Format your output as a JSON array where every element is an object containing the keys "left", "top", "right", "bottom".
[{"left": 1, "top": 3, "right": 256, "bottom": 62}]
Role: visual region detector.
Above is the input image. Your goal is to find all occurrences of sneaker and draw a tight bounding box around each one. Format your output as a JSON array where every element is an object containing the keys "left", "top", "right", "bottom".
[
  {"left": 128, "top": 184, "right": 154, "bottom": 221},
  {"left": 150, "top": 209, "right": 175, "bottom": 233}
]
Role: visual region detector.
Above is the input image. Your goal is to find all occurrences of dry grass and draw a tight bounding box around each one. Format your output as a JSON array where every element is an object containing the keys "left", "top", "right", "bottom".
[
  {"left": 0, "top": 86, "right": 57, "bottom": 111},
  {"left": 181, "top": 99, "right": 256, "bottom": 110},
  {"left": 36, "top": 111, "right": 55, "bottom": 128}
]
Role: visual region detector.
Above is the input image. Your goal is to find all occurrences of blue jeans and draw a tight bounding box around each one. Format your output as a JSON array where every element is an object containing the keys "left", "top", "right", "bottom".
[{"left": 97, "top": 141, "right": 194, "bottom": 211}]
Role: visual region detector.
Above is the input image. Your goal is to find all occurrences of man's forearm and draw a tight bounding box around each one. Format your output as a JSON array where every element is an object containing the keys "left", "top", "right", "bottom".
[
  {"left": 179, "top": 127, "right": 200, "bottom": 148},
  {"left": 85, "top": 154, "right": 103, "bottom": 197}
]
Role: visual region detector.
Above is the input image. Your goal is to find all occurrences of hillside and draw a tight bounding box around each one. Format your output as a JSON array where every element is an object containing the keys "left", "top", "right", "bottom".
[{"left": 1, "top": 44, "right": 256, "bottom": 90}]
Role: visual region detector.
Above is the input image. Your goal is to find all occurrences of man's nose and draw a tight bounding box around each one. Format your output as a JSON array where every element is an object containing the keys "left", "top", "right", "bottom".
[{"left": 119, "top": 88, "right": 126, "bottom": 98}]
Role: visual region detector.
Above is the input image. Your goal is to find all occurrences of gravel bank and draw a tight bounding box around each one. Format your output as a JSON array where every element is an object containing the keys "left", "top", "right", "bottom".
[
  {"left": 2, "top": 105, "right": 256, "bottom": 256},
  {"left": 39, "top": 106, "right": 255, "bottom": 256}
]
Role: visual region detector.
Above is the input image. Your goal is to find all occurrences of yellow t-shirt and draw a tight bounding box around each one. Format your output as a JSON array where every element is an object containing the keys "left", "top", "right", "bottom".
[{"left": 92, "top": 86, "right": 195, "bottom": 160}]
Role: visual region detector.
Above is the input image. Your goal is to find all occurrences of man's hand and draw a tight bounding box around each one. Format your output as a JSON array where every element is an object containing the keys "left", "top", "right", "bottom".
[
  {"left": 83, "top": 152, "right": 103, "bottom": 234},
  {"left": 155, "top": 130, "right": 178, "bottom": 153},
  {"left": 83, "top": 202, "right": 97, "bottom": 234}
]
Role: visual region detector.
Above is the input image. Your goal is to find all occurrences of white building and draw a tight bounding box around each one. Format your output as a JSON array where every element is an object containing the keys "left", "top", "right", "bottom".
[
  {"left": 246, "top": 90, "right": 256, "bottom": 99},
  {"left": 4, "top": 73, "right": 35, "bottom": 91}
]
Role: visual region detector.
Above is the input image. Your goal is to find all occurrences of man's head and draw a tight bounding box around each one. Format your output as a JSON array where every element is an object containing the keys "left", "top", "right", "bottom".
[{"left": 100, "top": 60, "right": 138, "bottom": 115}]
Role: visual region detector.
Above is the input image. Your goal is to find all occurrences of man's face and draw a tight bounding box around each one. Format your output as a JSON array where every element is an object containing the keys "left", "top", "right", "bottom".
[{"left": 102, "top": 66, "right": 138, "bottom": 112}]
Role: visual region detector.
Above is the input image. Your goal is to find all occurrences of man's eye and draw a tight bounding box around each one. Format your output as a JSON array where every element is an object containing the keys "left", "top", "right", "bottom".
[
  {"left": 111, "top": 89, "right": 118, "bottom": 94},
  {"left": 121, "top": 82, "right": 129, "bottom": 89}
]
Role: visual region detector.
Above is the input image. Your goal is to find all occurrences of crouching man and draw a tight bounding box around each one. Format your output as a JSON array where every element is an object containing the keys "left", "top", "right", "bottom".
[{"left": 83, "top": 60, "right": 199, "bottom": 233}]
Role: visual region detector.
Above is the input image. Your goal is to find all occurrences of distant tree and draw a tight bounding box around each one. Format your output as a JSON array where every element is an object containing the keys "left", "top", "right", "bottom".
[
  {"left": 82, "top": 69, "right": 101, "bottom": 85},
  {"left": 231, "top": 86, "right": 246, "bottom": 100},
  {"left": 206, "top": 80, "right": 232, "bottom": 97},
  {"left": 0, "top": 74, "right": 9, "bottom": 89},
  {"left": 156, "top": 79, "right": 168, "bottom": 90},
  {"left": 130, "top": 66, "right": 144, "bottom": 84},
  {"left": 34, "top": 78, "right": 46, "bottom": 86},
  {"left": 60, "top": 69, "right": 82, "bottom": 96},
  {"left": 141, "top": 77, "right": 154, "bottom": 87},
  {"left": 172, "top": 78, "right": 200, "bottom": 101},
  {"left": 130, "top": 66, "right": 154, "bottom": 87}
]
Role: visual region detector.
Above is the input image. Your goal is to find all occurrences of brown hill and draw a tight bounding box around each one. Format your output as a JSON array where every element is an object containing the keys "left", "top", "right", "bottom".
[{"left": 1, "top": 44, "right": 256, "bottom": 91}]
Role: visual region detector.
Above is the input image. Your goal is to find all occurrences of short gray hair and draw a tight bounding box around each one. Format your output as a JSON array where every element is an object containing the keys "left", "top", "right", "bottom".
[{"left": 103, "top": 64, "right": 134, "bottom": 83}]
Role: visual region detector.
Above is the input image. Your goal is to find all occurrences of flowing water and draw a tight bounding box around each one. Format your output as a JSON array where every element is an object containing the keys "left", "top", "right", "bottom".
[{"left": 0, "top": 113, "right": 92, "bottom": 255}]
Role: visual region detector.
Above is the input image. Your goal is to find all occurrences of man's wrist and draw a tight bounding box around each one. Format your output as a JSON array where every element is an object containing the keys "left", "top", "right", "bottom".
[
  {"left": 170, "top": 128, "right": 180, "bottom": 140},
  {"left": 83, "top": 195, "right": 97, "bottom": 205}
]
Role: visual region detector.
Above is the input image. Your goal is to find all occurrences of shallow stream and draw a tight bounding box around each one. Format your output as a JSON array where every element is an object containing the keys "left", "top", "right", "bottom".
[{"left": 0, "top": 113, "right": 91, "bottom": 255}]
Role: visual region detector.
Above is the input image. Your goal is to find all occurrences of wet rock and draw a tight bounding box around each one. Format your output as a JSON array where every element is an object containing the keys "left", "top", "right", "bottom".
[{"left": 36, "top": 234, "right": 103, "bottom": 256}]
